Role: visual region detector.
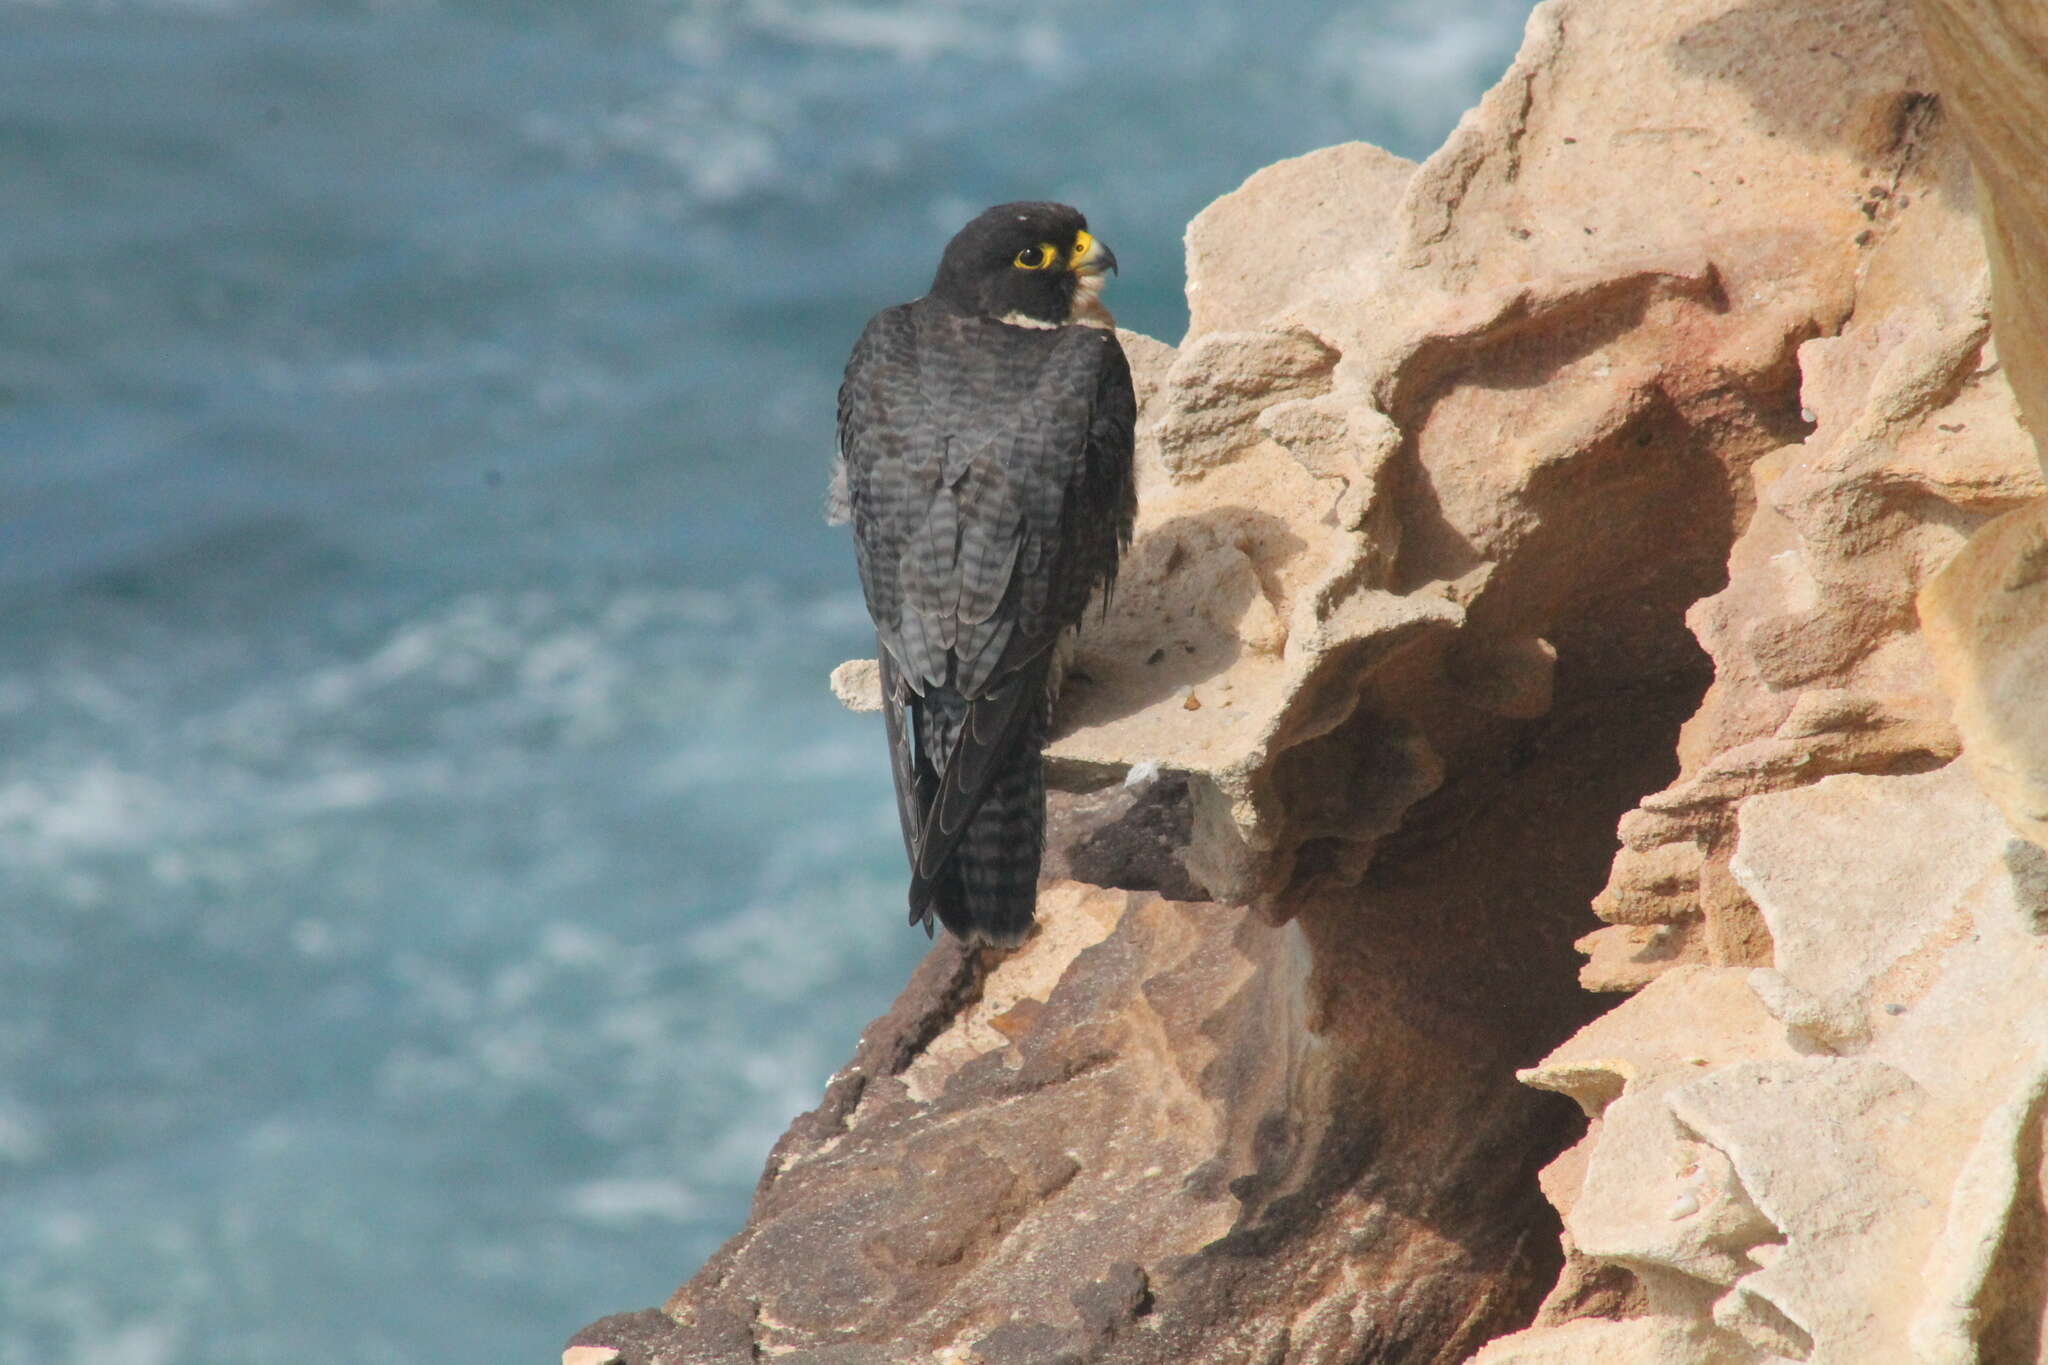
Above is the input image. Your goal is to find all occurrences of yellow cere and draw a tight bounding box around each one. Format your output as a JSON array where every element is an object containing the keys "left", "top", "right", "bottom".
[
  {"left": 1072, "top": 229, "right": 1094, "bottom": 264},
  {"left": 1013, "top": 242, "right": 1062, "bottom": 270}
]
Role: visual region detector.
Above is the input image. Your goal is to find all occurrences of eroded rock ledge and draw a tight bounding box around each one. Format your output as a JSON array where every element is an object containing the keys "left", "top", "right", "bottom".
[{"left": 571, "top": 0, "right": 2048, "bottom": 1360}]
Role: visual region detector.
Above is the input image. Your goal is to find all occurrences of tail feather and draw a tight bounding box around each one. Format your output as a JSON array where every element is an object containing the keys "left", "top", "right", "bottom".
[
  {"left": 903, "top": 684, "right": 1047, "bottom": 947},
  {"left": 932, "top": 750, "right": 1043, "bottom": 946}
]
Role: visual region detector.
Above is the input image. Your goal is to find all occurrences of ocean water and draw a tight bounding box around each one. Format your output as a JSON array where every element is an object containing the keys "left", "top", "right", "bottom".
[{"left": 0, "top": 1, "right": 1537, "bottom": 1360}]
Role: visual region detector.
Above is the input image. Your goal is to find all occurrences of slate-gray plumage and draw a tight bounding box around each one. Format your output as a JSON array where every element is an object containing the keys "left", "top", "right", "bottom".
[{"left": 836, "top": 203, "right": 1136, "bottom": 946}]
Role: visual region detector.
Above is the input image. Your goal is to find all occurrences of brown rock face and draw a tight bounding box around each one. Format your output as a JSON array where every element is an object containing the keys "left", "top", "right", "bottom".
[
  {"left": 571, "top": 0, "right": 2048, "bottom": 1361},
  {"left": 572, "top": 884, "right": 1573, "bottom": 1364}
]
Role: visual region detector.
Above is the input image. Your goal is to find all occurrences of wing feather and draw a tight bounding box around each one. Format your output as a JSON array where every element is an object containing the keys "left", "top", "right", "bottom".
[
  {"left": 906, "top": 481, "right": 960, "bottom": 651},
  {"left": 837, "top": 301, "right": 1137, "bottom": 919},
  {"left": 913, "top": 659, "right": 1046, "bottom": 880}
]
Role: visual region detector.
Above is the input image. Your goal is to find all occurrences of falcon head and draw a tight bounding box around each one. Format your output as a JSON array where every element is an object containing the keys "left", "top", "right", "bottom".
[{"left": 928, "top": 201, "right": 1119, "bottom": 328}]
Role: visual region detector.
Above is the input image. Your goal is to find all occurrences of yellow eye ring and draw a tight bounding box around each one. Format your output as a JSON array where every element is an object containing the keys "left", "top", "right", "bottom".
[{"left": 1013, "top": 243, "right": 1060, "bottom": 270}]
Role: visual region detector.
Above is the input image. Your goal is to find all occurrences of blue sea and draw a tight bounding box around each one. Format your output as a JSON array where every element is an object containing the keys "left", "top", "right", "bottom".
[{"left": 0, "top": 2, "right": 1535, "bottom": 1359}]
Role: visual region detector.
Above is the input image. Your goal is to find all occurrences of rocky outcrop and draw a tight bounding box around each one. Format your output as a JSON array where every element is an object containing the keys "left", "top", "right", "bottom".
[
  {"left": 1911, "top": 0, "right": 2048, "bottom": 862},
  {"left": 1489, "top": 763, "right": 2048, "bottom": 1364},
  {"left": 570, "top": 0, "right": 2048, "bottom": 1361}
]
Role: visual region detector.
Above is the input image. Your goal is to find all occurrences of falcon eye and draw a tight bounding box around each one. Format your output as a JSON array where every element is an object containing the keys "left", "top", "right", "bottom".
[{"left": 1012, "top": 243, "right": 1059, "bottom": 270}]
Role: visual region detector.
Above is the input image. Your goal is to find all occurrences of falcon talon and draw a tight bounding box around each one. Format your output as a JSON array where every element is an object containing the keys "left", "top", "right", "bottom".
[{"left": 834, "top": 203, "right": 1136, "bottom": 946}]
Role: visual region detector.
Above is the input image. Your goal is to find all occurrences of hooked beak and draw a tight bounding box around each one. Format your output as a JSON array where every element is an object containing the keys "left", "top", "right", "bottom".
[{"left": 1071, "top": 229, "right": 1118, "bottom": 277}]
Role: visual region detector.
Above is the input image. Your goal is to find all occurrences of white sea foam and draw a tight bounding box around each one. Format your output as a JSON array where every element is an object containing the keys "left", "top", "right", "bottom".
[
  {"left": 772, "top": 735, "right": 873, "bottom": 781},
  {"left": 256, "top": 344, "right": 619, "bottom": 412},
  {"left": 525, "top": 94, "right": 788, "bottom": 206},
  {"left": 8, "top": 0, "right": 260, "bottom": 10},
  {"left": 564, "top": 1177, "right": 700, "bottom": 1226},
  {"left": 682, "top": 890, "right": 883, "bottom": 1000},
  {"left": 0, "top": 766, "right": 180, "bottom": 859},
  {"left": 745, "top": 1, "right": 983, "bottom": 63},
  {"left": 665, "top": 0, "right": 1033, "bottom": 66},
  {"left": 1313, "top": 0, "right": 1533, "bottom": 142},
  {"left": 0, "top": 1100, "right": 47, "bottom": 1165},
  {"left": 279, "top": 768, "right": 389, "bottom": 814},
  {"left": 98, "top": 1322, "right": 184, "bottom": 1365},
  {"left": 802, "top": 590, "right": 873, "bottom": 633}
]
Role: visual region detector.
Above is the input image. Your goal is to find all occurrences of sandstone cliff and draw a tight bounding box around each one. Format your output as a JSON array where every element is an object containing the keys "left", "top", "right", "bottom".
[{"left": 571, "top": 0, "right": 2048, "bottom": 1360}]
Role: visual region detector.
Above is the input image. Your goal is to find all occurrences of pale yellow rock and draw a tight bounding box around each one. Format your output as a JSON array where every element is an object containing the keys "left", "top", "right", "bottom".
[
  {"left": 562, "top": 1348, "right": 622, "bottom": 1365},
  {"left": 1911, "top": 1046, "right": 2048, "bottom": 1365},
  {"left": 1522, "top": 970, "right": 1798, "bottom": 1327},
  {"left": 1669, "top": 1058, "right": 1939, "bottom": 1361},
  {"left": 1875, "top": 1, "right": 2048, "bottom": 868},
  {"left": 1912, "top": 0, "right": 2048, "bottom": 472},
  {"left": 1576, "top": 32, "right": 2042, "bottom": 980},
  {"left": 1594, "top": 840, "right": 1705, "bottom": 927},
  {"left": 1577, "top": 923, "right": 1705, "bottom": 994},
  {"left": 1183, "top": 141, "right": 1416, "bottom": 340},
  {"left": 1524, "top": 966, "right": 1794, "bottom": 1112},
  {"left": 1533, "top": 754, "right": 2048, "bottom": 1364},
  {"left": 1701, "top": 767, "right": 2048, "bottom": 1362},
  {"left": 1469, "top": 1314, "right": 1749, "bottom": 1365},
  {"left": 1920, "top": 498, "right": 2048, "bottom": 851},
  {"left": 1730, "top": 763, "right": 2013, "bottom": 1045},
  {"left": 828, "top": 657, "right": 881, "bottom": 713},
  {"left": 1153, "top": 328, "right": 1339, "bottom": 480}
]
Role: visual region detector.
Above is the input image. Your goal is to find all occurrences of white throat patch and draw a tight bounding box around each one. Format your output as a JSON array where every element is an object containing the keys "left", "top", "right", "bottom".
[
  {"left": 1069, "top": 270, "right": 1115, "bottom": 329},
  {"left": 999, "top": 273, "right": 1116, "bottom": 332}
]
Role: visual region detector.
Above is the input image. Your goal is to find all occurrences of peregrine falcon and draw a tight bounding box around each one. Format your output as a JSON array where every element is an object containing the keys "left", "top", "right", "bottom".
[{"left": 833, "top": 202, "right": 1136, "bottom": 947}]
